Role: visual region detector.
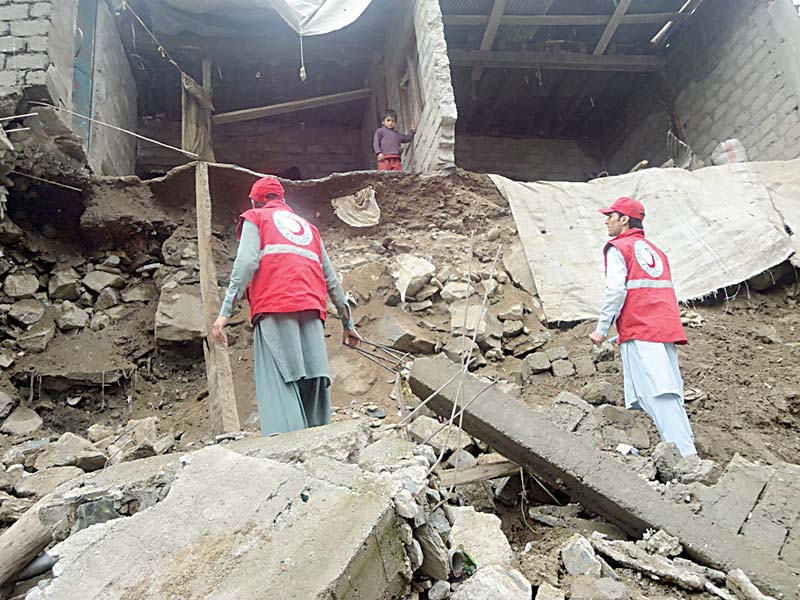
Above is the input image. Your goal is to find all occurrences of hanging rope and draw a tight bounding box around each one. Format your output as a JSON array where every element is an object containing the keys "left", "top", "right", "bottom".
[
  {"left": 120, "top": 0, "right": 189, "bottom": 79},
  {"left": 298, "top": 33, "right": 307, "bottom": 82}
]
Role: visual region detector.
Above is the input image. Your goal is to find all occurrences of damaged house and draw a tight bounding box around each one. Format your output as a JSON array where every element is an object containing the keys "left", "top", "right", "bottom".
[{"left": 0, "top": 1, "right": 799, "bottom": 600}]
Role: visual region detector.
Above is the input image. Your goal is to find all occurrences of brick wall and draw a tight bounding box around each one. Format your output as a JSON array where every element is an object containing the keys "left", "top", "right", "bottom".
[
  {"left": 455, "top": 135, "right": 601, "bottom": 182},
  {"left": 0, "top": 0, "right": 61, "bottom": 95},
  {"left": 138, "top": 117, "right": 367, "bottom": 180},
  {"left": 384, "top": 0, "right": 457, "bottom": 172},
  {"left": 605, "top": 0, "right": 800, "bottom": 172}
]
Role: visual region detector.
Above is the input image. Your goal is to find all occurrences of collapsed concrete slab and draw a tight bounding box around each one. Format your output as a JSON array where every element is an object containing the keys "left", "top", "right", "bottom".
[
  {"left": 34, "top": 424, "right": 409, "bottom": 599},
  {"left": 408, "top": 355, "right": 799, "bottom": 598}
]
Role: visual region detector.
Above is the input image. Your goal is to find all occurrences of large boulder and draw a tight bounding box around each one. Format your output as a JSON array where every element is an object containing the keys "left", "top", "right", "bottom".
[
  {"left": 3, "top": 272, "right": 39, "bottom": 299},
  {"left": 8, "top": 299, "right": 46, "bottom": 326},
  {"left": 48, "top": 268, "right": 82, "bottom": 301},
  {"left": 0, "top": 406, "right": 43, "bottom": 436},
  {"left": 82, "top": 270, "right": 125, "bottom": 294},
  {"left": 154, "top": 286, "right": 204, "bottom": 344}
]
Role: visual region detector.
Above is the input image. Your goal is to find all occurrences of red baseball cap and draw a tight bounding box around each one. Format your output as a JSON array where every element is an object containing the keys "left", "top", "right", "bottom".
[
  {"left": 599, "top": 196, "right": 645, "bottom": 220},
  {"left": 250, "top": 176, "right": 285, "bottom": 204}
]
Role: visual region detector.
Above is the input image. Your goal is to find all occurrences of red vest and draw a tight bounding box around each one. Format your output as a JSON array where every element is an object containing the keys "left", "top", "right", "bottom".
[
  {"left": 604, "top": 229, "right": 687, "bottom": 345},
  {"left": 239, "top": 200, "right": 327, "bottom": 323}
]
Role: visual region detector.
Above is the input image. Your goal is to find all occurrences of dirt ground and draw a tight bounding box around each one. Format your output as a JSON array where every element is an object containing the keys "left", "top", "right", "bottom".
[{"left": 2, "top": 167, "right": 798, "bottom": 470}]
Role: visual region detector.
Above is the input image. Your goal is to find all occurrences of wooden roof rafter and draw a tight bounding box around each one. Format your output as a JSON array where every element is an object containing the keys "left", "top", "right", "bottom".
[
  {"left": 472, "top": 0, "right": 507, "bottom": 82},
  {"left": 594, "top": 0, "right": 633, "bottom": 55}
]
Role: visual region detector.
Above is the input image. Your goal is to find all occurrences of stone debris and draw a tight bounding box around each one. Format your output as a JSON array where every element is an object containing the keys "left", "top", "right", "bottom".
[
  {"left": 726, "top": 569, "right": 777, "bottom": 600},
  {"left": 428, "top": 580, "right": 451, "bottom": 600},
  {"left": 543, "top": 391, "right": 592, "bottom": 432},
  {"left": 570, "top": 576, "right": 631, "bottom": 600},
  {"left": 13, "top": 466, "right": 84, "bottom": 500},
  {"left": 82, "top": 270, "right": 125, "bottom": 294},
  {"left": 8, "top": 299, "right": 46, "bottom": 326},
  {"left": 0, "top": 405, "right": 43, "bottom": 435},
  {"left": 451, "top": 565, "right": 532, "bottom": 600},
  {"left": 56, "top": 302, "right": 90, "bottom": 331},
  {"left": 0, "top": 389, "right": 17, "bottom": 419},
  {"left": 638, "top": 529, "right": 683, "bottom": 557},
  {"left": 441, "top": 281, "right": 475, "bottom": 304},
  {"left": 374, "top": 309, "right": 436, "bottom": 354},
  {"left": 579, "top": 380, "right": 615, "bottom": 405},
  {"left": 4, "top": 272, "right": 39, "bottom": 298},
  {"left": 449, "top": 506, "right": 514, "bottom": 568},
  {"left": 535, "top": 582, "right": 566, "bottom": 600},
  {"left": 560, "top": 533, "right": 603, "bottom": 577},
  {"left": 394, "top": 254, "right": 436, "bottom": 302},
  {"left": 408, "top": 415, "right": 470, "bottom": 455},
  {"left": 653, "top": 442, "right": 717, "bottom": 483},
  {"left": 34, "top": 432, "right": 107, "bottom": 472}
]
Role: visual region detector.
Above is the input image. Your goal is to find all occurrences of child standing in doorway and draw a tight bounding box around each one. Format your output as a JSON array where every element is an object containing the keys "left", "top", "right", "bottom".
[{"left": 373, "top": 109, "right": 416, "bottom": 171}]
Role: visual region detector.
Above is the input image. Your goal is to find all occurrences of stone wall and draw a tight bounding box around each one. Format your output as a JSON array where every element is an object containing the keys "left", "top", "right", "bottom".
[
  {"left": 138, "top": 117, "right": 366, "bottom": 179},
  {"left": 605, "top": 0, "right": 800, "bottom": 172},
  {"left": 455, "top": 135, "right": 601, "bottom": 182},
  {"left": 384, "top": 0, "right": 457, "bottom": 172}
]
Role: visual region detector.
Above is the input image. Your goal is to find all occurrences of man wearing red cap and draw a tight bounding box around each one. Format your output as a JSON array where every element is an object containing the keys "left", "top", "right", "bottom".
[
  {"left": 212, "top": 176, "right": 360, "bottom": 436},
  {"left": 589, "top": 197, "right": 697, "bottom": 457}
]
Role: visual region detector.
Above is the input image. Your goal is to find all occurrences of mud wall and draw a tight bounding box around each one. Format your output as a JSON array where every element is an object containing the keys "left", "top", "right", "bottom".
[
  {"left": 605, "top": 0, "right": 800, "bottom": 173},
  {"left": 455, "top": 135, "right": 601, "bottom": 182},
  {"left": 87, "top": 0, "right": 137, "bottom": 176},
  {"left": 384, "top": 0, "right": 457, "bottom": 172}
]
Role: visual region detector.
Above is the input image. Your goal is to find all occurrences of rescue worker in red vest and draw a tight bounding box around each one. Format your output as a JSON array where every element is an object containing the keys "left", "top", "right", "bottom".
[
  {"left": 589, "top": 197, "right": 697, "bottom": 457},
  {"left": 212, "top": 176, "right": 360, "bottom": 436}
]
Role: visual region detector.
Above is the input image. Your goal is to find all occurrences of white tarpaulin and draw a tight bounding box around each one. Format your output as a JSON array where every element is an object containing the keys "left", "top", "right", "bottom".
[
  {"left": 160, "top": 0, "right": 373, "bottom": 35},
  {"left": 490, "top": 159, "right": 800, "bottom": 324}
]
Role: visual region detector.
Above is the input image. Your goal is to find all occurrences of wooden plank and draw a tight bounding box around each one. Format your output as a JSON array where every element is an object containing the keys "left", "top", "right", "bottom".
[
  {"left": 195, "top": 162, "right": 241, "bottom": 435},
  {"left": 439, "top": 460, "right": 519, "bottom": 487},
  {"left": 448, "top": 49, "right": 664, "bottom": 72},
  {"left": 443, "top": 12, "right": 681, "bottom": 27},
  {"left": 213, "top": 88, "right": 372, "bottom": 126},
  {"left": 472, "top": 0, "right": 507, "bottom": 82},
  {"left": 594, "top": 0, "right": 633, "bottom": 55}
]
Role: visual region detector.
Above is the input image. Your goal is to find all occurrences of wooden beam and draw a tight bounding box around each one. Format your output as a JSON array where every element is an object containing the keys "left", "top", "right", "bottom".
[
  {"left": 472, "top": 0, "right": 507, "bottom": 82},
  {"left": 439, "top": 460, "right": 519, "bottom": 487},
  {"left": 443, "top": 12, "right": 682, "bottom": 27},
  {"left": 448, "top": 49, "right": 664, "bottom": 72},
  {"left": 195, "top": 162, "right": 241, "bottom": 435},
  {"left": 213, "top": 88, "right": 372, "bottom": 126},
  {"left": 594, "top": 0, "right": 633, "bottom": 55}
]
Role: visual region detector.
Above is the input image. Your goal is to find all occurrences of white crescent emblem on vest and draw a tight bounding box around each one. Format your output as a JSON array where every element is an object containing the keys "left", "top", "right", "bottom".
[
  {"left": 273, "top": 210, "right": 313, "bottom": 246},
  {"left": 633, "top": 240, "right": 664, "bottom": 278}
]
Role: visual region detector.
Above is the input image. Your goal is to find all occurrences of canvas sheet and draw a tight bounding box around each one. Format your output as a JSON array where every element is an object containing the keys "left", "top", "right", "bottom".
[
  {"left": 489, "top": 159, "right": 800, "bottom": 324},
  {"left": 153, "top": 0, "right": 373, "bottom": 36}
]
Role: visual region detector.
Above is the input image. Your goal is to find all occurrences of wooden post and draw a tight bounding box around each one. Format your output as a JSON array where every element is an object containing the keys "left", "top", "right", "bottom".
[
  {"left": 0, "top": 498, "right": 52, "bottom": 588},
  {"left": 195, "top": 162, "right": 240, "bottom": 435},
  {"left": 594, "top": 0, "right": 633, "bottom": 55}
]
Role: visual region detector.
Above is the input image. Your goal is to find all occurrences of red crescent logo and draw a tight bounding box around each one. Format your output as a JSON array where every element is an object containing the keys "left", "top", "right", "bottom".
[{"left": 645, "top": 253, "right": 656, "bottom": 268}]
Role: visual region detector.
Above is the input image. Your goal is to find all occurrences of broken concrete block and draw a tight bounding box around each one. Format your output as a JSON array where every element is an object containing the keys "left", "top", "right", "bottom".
[
  {"left": 82, "top": 270, "right": 125, "bottom": 294},
  {"left": 446, "top": 448, "right": 477, "bottom": 470},
  {"left": 591, "top": 539, "right": 705, "bottom": 590},
  {"left": 674, "top": 454, "right": 718, "bottom": 484},
  {"left": 0, "top": 406, "right": 43, "bottom": 436},
  {"left": 521, "top": 352, "right": 550, "bottom": 380},
  {"left": 506, "top": 330, "right": 550, "bottom": 358},
  {"left": 639, "top": 529, "right": 683, "bottom": 557},
  {"left": 739, "top": 462, "right": 800, "bottom": 558},
  {"left": 48, "top": 269, "right": 82, "bottom": 301},
  {"left": 408, "top": 416, "right": 470, "bottom": 456},
  {"left": 17, "top": 323, "right": 56, "bottom": 352},
  {"left": 579, "top": 381, "right": 615, "bottom": 405},
  {"left": 452, "top": 565, "right": 531, "bottom": 600},
  {"left": 373, "top": 308, "right": 436, "bottom": 354},
  {"left": 3, "top": 272, "right": 39, "bottom": 298},
  {"left": 570, "top": 576, "right": 630, "bottom": 600},
  {"left": 653, "top": 442, "right": 683, "bottom": 481},
  {"left": 40, "top": 444, "right": 410, "bottom": 599},
  {"left": 551, "top": 359, "right": 575, "bottom": 378},
  {"left": 449, "top": 506, "right": 514, "bottom": 568},
  {"left": 73, "top": 498, "right": 121, "bottom": 534},
  {"left": 694, "top": 454, "right": 770, "bottom": 533},
  {"left": 560, "top": 534, "right": 602, "bottom": 577},
  {"left": 154, "top": 289, "right": 204, "bottom": 343},
  {"left": 393, "top": 254, "right": 435, "bottom": 302},
  {"left": 394, "top": 489, "right": 420, "bottom": 519},
  {"left": 502, "top": 239, "right": 536, "bottom": 295},
  {"left": 726, "top": 569, "right": 777, "bottom": 600},
  {"left": 415, "top": 524, "right": 450, "bottom": 580},
  {"left": 449, "top": 302, "right": 502, "bottom": 348},
  {"left": 14, "top": 466, "right": 84, "bottom": 499},
  {"left": 56, "top": 302, "right": 90, "bottom": 331},
  {"left": 8, "top": 299, "right": 45, "bottom": 326}
]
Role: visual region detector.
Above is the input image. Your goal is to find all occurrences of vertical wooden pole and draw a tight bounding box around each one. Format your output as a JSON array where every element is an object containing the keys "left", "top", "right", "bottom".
[
  {"left": 201, "top": 59, "right": 216, "bottom": 162},
  {"left": 195, "top": 162, "right": 240, "bottom": 435}
]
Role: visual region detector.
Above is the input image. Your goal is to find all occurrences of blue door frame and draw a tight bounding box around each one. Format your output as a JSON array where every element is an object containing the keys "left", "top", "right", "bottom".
[{"left": 73, "top": 0, "right": 98, "bottom": 148}]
